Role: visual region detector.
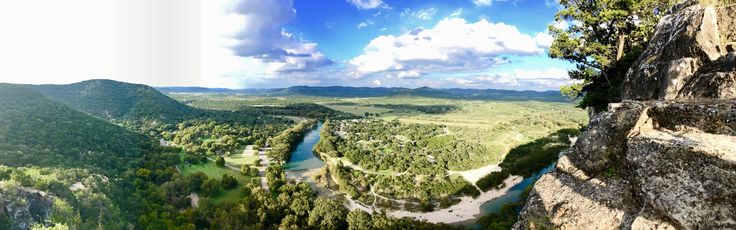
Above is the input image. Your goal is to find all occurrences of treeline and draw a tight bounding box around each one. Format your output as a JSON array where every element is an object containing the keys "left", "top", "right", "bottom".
[
  {"left": 316, "top": 119, "right": 495, "bottom": 174},
  {"left": 267, "top": 120, "right": 318, "bottom": 161},
  {"left": 476, "top": 128, "right": 580, "bottom": 191},
  {"left": 111, "top": 146, "right": 459, "bottom": 229},
  {"left": 374, "top": 104, "right": 458, "bottom": 114},
  {"left": 165, "top": 115, "right": 291, "bottom": 155},
  {"left": 243, "top": 103, "right": 357, "bottom": 120}
]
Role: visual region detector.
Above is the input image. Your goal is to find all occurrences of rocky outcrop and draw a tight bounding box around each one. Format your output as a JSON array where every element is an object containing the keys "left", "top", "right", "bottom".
[
  {"left": 515, "top": 3, "right": 736, "bottom": 230},
  {"left": 718, "top": 6, "right": 736, "bottom": 43},
  {"left": 621, "top": 4, "right": 722, "bottom": 101},
  {"left": 0, "top": 187, "right": 55, "bottom": 230}
]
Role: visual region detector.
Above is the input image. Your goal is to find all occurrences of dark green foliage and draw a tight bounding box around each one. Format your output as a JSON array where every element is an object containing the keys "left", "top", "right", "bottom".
[
  {"left": 266, "top": 164, "right": 286, "bottom": 191},
  {"left": 0, "top": 84, "right": 155, "bottom": 175},
  {"left": 30, "top": 79, "right": 199, "bottom": 124},
  {"left": 221, "top": 174, "right": 237, "bottom": 189},
  {"left": 374, "top": 104, "right": 459, "bottom": 114},
  {"left": 476, "top": 171, "right": 510, "bottom": 192},
  {"left": 215, "top": 156, "right": 225, "bottom": 167},
  {"left": 0, "top": 214, "right": 10, "bottom": 230},
  {"left": 308, "top": 198, "right": 348, "bottom": 230},
  {"left": 551, "top": 1, "right": 674, "bottom": 109},
  {"left": 244, "top": 103, "right": 357, "bottom": 120},
  {"left": 476, "top": 129, "right": 580, "bottom": 191},
  {"left": 478, "top": 185, "right": 534, "bottom": 230},
  {"left": 267, "top": 120, "right": 317, "bottom": 161}
]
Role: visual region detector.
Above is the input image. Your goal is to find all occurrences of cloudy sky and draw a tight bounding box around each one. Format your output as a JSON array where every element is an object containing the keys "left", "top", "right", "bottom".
[{"left": 0, "top": 0, "right": 575, "bottom": 90}]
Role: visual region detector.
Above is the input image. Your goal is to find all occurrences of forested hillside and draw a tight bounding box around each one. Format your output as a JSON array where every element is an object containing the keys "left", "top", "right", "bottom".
[
  {"left": 31, "top": 79, "right": 200, "bottom": 124},
  {"left": 0, "top": 84, "right": 155, "bottom": 175}
]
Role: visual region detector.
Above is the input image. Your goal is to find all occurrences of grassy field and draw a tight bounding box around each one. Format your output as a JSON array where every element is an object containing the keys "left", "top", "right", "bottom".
[
  {"left": 170, "top": 94, "right": 588, "bottom": 167},
  {"left": 326, "top": 96, "right": 588, "bottom": 166},
  {"left": 225, "top": 154, "right": 259, "bottom": 166},
  {"left": 322, "top": 104, "right": 393, "bottom": 116},
  {"left": 179, "top": 161, "right": 253, "bottom": 203}
]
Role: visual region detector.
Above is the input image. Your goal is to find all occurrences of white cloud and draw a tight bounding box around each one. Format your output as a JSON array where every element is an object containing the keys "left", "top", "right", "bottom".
[
  {"left": 450, "top": 9, "right": 463, "bottom": 17},
  {"left": 357, "top": 20, "right": 374, "bottom": 29},
  {"left": 401, "top": 8, "right": 438, "bottom": 20},
  {"left": 347, "top": 0, "right": 384, "bottom": 10},
  {"left": 349, "top": 18, "right": 549, "bottom": 76},
  {"left": 448, "top": 68, "right": 574, "bottom": 89},
  {"left": 228, "top": 0, "right": 332, "bottom": 73},
  {"left": 472, "top": 0, "right": 493, "bottom": 6},
  {"left": 373, "top": 79, "right": 382, "bottom": 85}
]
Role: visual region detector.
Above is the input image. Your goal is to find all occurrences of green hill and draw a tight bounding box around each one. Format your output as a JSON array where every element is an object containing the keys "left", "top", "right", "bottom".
[
  {"left": 0, "top": 84, "right": 156, "bottom": 174},
  {"left": 30, "top": 79, "right": 199, "bottom": 124}
]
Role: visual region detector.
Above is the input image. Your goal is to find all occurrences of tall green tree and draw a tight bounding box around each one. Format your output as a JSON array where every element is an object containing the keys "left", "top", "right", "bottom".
[{"left": 551, "top": 0, "right": 675, "bottom": 110}]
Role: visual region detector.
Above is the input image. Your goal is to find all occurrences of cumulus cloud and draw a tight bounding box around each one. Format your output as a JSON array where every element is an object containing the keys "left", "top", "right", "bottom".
[
  {"left": 228, "top": 0, "right": 332, "bottom": 73},
  {"left": 448, "top": 68, "right": 574, "bottom": 89},
  {"left": 349, "top": 18, "right": 550, "bottom": 76},
  {"left": 347, "top": 0, "right": 384, "bottom": 10}
]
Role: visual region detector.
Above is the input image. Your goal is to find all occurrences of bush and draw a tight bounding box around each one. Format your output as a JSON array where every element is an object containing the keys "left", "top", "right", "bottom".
[
  {"left": 221, "top": 174, "right": 238, "bottom": 189},
  {"left": 215, "top": 156, "right": 225, "bottom": 167}
]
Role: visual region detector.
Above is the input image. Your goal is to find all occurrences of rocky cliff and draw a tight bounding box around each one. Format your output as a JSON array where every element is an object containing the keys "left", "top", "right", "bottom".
[
  {"left": 514, "top": 2, "right": 736, "bottom": 229},
  {"left": 0, "top": 187, "right": 55, "bottom": 230}
]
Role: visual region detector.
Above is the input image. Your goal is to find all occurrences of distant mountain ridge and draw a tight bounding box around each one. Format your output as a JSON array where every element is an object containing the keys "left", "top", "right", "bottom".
[
  {"left": 158, "top": 85, "right": 571, "bottom": 102},
  {"left": 0, "top": 84, "right": 155, "bottom": 174},
  {"left": 30, "top": 79, "right": 200, "bottom": 123}
]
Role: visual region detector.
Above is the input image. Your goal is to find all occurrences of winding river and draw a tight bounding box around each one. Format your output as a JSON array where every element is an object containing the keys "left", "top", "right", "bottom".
[{"left": 283, "top": 122, "right": 555, "bottom": 226}]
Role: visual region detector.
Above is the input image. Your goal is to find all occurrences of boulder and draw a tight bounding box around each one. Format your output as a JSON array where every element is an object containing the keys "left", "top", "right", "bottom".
[
  {"left": 678, "top": 72, "right": 736, "bottom": 99},
  {"left": 621, "top": 5, "right": 721, "bottom": 101},
  {"left": 627, "top": 130, "right": 736, "bottom": 229},
  {"left": 565, "top": 101, "right": 647, "bottom": 174},
  {"left": 718, "top": 6, "right": 736, "bottom": 45},
  {"left": 513, "top": 155, "right": 642, "bottom": 229},
  {"left": 1, "top": 187, "right": 54, "bottom": 230}
]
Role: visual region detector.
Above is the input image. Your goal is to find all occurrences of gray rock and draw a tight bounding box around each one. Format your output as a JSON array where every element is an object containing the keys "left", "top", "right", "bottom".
[
  {"left": 717, "top": 6, "right": 736, "bottom": 45},
  {"left": 621, "top": 5, "right": 721, "bottom": 101},
  {"left": 566, "top": 101, "right": 647, "bottom": 175},
  {"left": 678, "top": 72, "right": 736, "bottom": 100},
  {"left": 1, "top": 187, "right": 54, "bottom": 230},
  {"left": 513, "top": 155, "right": 643, "bottom": 230},
  {"left": 627, "top": 130, "right": 736, "bottom": 229}
]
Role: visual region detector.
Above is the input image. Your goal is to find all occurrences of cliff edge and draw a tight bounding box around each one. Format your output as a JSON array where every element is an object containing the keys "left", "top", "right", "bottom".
[{"left": 514, "top": 2, "right": 736, "bottom": 229}]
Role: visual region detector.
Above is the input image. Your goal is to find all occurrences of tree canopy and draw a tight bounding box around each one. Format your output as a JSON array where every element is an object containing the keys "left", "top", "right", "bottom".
[{"left": 552, "top": 0, "right": 675, "bottom": 110}]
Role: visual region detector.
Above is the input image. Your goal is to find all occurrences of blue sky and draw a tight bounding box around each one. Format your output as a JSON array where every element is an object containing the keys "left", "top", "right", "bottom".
[{"left": 0, "top": 0, "right": 576, "bottom": 90}]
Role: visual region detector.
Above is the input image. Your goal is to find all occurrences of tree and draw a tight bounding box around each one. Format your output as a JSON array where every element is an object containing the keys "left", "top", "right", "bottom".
[
  {"left": 347, "top": 210, "right": 373, "bottom": 230},
  {"left": 221, "top": 174, "right": 238, "bottom": 189},
  {"left": 551, "top": 0, "right": 674, "bottom": 111},
  {"left": 215, "top": 156, "right": 225, "bottom": 167},
  {"left": 308, "top": 198, "right": 348, "bottom": 230}
]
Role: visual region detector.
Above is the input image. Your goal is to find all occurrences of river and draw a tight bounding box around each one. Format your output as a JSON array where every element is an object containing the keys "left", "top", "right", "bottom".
[
  {"left": 283, "top": 122, "right": 556, "bottom": 226},
  {"left": 284, "top": 123, "right": 325, "bottom": 178}
]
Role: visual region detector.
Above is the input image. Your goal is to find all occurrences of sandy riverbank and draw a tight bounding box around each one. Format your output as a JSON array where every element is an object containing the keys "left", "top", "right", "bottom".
[
  {"left": 448, "top": 163, "right": 503, "bottom": 185},
  {"left": 385, "top": 175, "right": 523, "bottom": 223}
]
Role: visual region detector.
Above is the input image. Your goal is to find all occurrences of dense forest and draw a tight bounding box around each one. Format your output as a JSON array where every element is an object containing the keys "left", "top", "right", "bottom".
[
  {"left": 0, "top": 84, "right": 155, "bottom": 175},
  {"left": 0, "top": 83, "right": 468, "bottom": 229},
  {"left": 314, "top": 120, "right": 482, "bottom": 210}
]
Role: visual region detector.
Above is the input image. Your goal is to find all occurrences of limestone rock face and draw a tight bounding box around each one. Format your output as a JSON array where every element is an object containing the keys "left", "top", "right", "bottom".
[
  {"left": 718, "top": 6, "right": 736, "bottom": 43},
  {"left": 566, "top": 102, "right": 646, "bottom": 174},
  {"left": 627, "top": 130, "right": 736, "bottom": 229},
  {"left": 1, "top": 187, "right": 54, "bottom": 230},
  {"left": 621, "top": 5, "right": 722, "bottom": 101},
  {"left": 514, "top": 100, "right": 736, "bottom": 230},
  {"left": 516, "top": 2, "right": 736, "bottom": 229}
]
